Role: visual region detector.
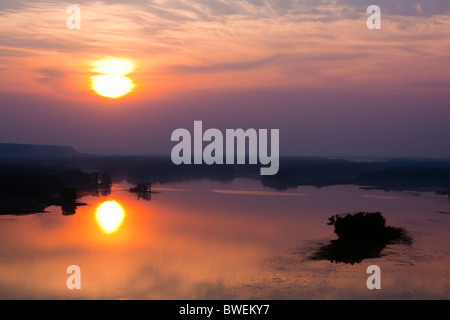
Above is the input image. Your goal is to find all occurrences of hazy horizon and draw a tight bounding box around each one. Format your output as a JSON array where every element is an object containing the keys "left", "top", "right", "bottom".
[{"left": 3, "top": 140, "right": 450, "bottom": 161}]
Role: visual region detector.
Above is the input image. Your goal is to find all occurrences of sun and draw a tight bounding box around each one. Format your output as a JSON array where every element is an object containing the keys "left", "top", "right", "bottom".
[
  {"left": 90, "top": 58, "right": 136, "bottom": 99},
  {"left": 91, "top": 75, "right": 135, "bottom": 99},
  {"left": 95, "top": 200, "right": 126, "bottom": 234}
]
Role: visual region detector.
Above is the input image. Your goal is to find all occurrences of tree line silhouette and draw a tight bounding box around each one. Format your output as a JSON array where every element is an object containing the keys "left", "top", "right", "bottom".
[{"left": 0, "top": 164, "right": 112, "bottom": 215}]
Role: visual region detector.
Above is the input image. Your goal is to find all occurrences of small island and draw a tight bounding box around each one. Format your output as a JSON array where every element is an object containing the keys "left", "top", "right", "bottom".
[
  {"left": 128, "top": 182, "right": 157, "bottom": 201},
  {"left": 129, "top": 182, "right": 152, "bottom": 193},
  {"left": 312, "top": 211, "right": 412, "bottom": 264}
]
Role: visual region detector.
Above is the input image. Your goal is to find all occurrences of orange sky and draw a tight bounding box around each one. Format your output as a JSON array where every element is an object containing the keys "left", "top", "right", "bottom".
[{"left": 1, "top": 1, "right": 449, "bottom": 99}]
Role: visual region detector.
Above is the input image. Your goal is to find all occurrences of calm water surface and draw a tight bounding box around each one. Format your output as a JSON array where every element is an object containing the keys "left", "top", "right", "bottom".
[{"left": 0, "top": 179, "right": 449, "bottom": 299}]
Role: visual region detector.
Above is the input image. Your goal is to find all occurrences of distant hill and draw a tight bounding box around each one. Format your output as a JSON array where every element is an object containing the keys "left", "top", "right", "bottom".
[{"left": 0, "top": 143, "right": 79, "bottom": 158}]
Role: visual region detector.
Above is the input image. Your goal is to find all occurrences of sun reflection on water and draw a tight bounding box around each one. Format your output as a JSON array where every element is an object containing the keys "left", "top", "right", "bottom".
[{"left": 95, "top": 200, "right": 126, "bottom": 235}]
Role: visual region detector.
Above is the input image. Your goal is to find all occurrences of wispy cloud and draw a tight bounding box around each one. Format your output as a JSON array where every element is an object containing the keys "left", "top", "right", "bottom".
[
  {"left": 0, "top": 0, "right": 449, "bottom": 96},
  {"left": 169, "top": 54, "right": 285, "bottom": 73}
]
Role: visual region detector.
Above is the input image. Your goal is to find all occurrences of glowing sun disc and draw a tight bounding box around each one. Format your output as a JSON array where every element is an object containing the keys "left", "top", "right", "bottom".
[
  {"left": 95, "top": 200, "right": 126, "bottom": 234},
  {"left": 91, "top": 75, "right": 135, "bottom": 99},
  {"left": 90, "top": 57, "right": 136, "bottom": 99}
]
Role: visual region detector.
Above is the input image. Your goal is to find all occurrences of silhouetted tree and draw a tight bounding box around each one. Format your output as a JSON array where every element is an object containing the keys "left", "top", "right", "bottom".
[
  {"left": 129, "top": 182, "right": 153, "bottom": 201},
  {"left": 312, "top": 212, "right": 412, "bottom": 264},
  {"left": 327, "top": 212, "right": 387, "bottom": 243},
  {"left": 88, "top": 172, "right": 112, "bottom": 197},
  {"left": 129, "top": 182, "right": 152, "bottom": 193},
  {"left": 60, "top": 187, "right": 77, "bottom": 215},
  {"left": 60, "top": 187, "right": 77, "bottom": 203},
  {"left": 99, "top": 173, "right": 112, "bottom": 187}
]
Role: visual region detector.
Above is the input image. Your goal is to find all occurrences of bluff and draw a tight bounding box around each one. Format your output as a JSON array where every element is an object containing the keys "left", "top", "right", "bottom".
[{"left": 0, "top": 143, "right": 79, "bottom": 158}]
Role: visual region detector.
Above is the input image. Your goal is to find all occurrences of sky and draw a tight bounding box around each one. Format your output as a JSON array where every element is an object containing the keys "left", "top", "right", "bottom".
[{"left": 0, "top": 0, "right": 449, "bottom": 157}]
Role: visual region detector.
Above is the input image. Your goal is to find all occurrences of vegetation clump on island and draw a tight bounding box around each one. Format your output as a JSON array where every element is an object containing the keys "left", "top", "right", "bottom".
[
  {"left": 128, "top": 182, "right": 156, "bottom": 201},
  {"left": 129, "top": 182, "right": 152, "bottom": 193},
  {"left": 312, "top": 211, "right": 412, "bottom": 264}
]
